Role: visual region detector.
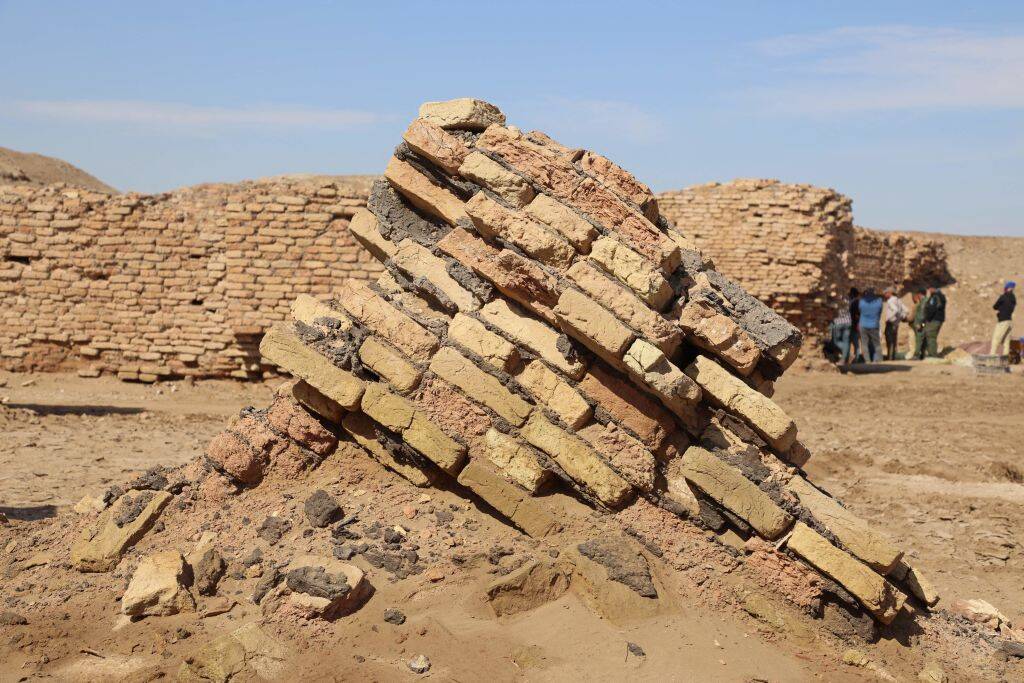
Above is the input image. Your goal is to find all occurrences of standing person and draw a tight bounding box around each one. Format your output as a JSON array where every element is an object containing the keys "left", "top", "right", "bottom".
[
  {"left": 923, "top": 286, "right": 947, "bottom": 358},
  {"left": 991, "top": 281, "right": 1016, "bottom": 356},
  {"left": 831, "top": 296, "right": 853, "bottom": 366},
  {"left": 883, "top": 287, "right": 909, "bottom": 360},
  {"left": 857, "top": 288, "right": 884, "bottom": 362},
  {"left": 910, "top": 291, "right": 928, "bottom": 360},
  {"left": 848, "top": 287, "right": 862, "bottom": 362}
]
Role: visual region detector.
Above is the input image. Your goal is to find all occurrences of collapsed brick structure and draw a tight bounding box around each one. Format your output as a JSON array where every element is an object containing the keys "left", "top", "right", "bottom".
[
  {"left": 178, "top": 98, "right": 937, "bottom": 626},
  {"left": 0, "top": 176, "right": 381, "bottom": 379},
  {"left": 658, "top": 179, "right": 951, "bottom": 343}
]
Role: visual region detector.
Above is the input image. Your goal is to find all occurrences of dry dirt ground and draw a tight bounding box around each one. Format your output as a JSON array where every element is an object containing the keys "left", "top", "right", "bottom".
[{"left": 0, "top": 365, "right": 1022, "bottom": 681}]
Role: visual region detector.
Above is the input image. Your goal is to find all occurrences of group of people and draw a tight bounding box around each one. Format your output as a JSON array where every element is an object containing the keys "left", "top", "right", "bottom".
[{"left": 830, "top": 281, "right": 1017, "bottom": 365}]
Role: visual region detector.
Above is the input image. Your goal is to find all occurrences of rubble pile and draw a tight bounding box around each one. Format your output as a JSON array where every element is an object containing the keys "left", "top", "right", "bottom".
[{"left": 194, "top": 97, "right": 936, "bottom": 627}]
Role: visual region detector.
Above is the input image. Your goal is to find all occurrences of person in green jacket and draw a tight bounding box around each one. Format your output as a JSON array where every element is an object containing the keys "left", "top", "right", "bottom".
[{"left": 911, "top": 290, "right": 928, "bottom": 360}]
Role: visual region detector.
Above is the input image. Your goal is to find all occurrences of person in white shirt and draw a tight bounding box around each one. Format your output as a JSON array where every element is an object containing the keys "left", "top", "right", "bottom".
[{"left": 883, "top": 287, "right": 909, "bottom": 361}]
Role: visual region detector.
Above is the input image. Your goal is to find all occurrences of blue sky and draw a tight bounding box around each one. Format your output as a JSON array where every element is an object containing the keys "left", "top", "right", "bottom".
[{"left": 1, "top": 1, "right": 1022, "bottom": 235}]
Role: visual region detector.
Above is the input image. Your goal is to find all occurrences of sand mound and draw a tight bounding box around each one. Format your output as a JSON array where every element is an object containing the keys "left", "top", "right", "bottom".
[{"left": 0, "top": 146, "right": 116, "bottom": 193}]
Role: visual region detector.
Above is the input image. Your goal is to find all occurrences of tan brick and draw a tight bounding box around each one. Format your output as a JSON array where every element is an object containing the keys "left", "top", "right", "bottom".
[
  {"left": 524, "top": 193, "right": 598, "bottom": 252},
  {"left": 360, "top": 383, "right": 466, "bottom": 474},
  {"left": 514, "top": 360, "right": 591, "bottom": 429},
  {"left": 476, "top": 125, "right": 678, "bottom": 270},
  {"left": 623, "top": 339, "right": 700, "bottom": 403},
  {"left": 680, "top": 446, "right": 793, "bottom": 539},
  {"left": 456, "top": 458, "right": 559, "bottom": 537},
  {"left": 478, "top": 299, "right": 585, "bottom": 379},
  {"left": 436, "top": 227, "right": 559, "bottom": 323},
  {"left": 589, "top": 237, "right": 673, "bottom": 310},
  {"left": 459, "top": 152, "right": 535, "bottom": 207},
  {"left": 429, "top": 346, "right": 532, "bottom": 427},
  {"left": 577, "top": 150, "right": 659, "bottom": 222},
  {"left": 384, "top": 156, "right": 469, "bottom": 226},
  {"left": 889, "top": 560, "right": 939, "bottom": 607},
  {"left": 391, "top": 238, "right": 479, "bottom": 311},
  {"left": 276, "top": 379, "right": 345, "bottom": 425},
  {"left": 465, "top": 192, "right": 573, "bottom": 268},
  {"left": 675, "top": 298, "right": 759, "bottom": 375},
  {"left": 520, "top": 413, "right": 632, "bottom": 508},
  {"left": 787, "top": 522, "right": 906, "bottom": 624},
  {"left": 334, "top": 279, "right": 439, "bottom": 362},
  {"left": 447, "top": 313, "right": 518, "bottom": 371},
  {"left": 348, "top": 208, "right": 396, "bottom": 262},
  {"left": 577, "top": 364, "right": 674, "bottom": 449},
  {"left": 555, "top": 287, "right": 634, "bottom": 360},
  {"left": 418, "top": 98, "right": 505, "bottom": 131},
  {"left": 402, "top": 118, "right": 469, "bottom": 174},
  {"left": 341, "top": 412, "right": 435, "bottom": 487},
  {"left": 684, "top": 355, "right": 796, "bottom": 452},
  {"left": 786, "top": 476, "right": 902, "bottom": 573},
  {"left": 358, "top": 336, "right": 422, "bottom": 393},
  {"left": 259, "top": 323, "right": 364, "bottom": 410},
  {"left": 566, "top": 260, "right": 681, "bottom": 355},
  {"left": 289, "top": 294, "right": 351, "bottom": 330},
  {"left": 578, "top": 422, "right": 657, "bottom": 492},
  {"left": 483, "top": 428, "right": 552, "bottom": 493}
]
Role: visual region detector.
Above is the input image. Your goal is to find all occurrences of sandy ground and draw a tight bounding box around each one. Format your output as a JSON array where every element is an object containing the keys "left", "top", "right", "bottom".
[{"left": 1, "top": 364, "right": 1022, "bottom": 681}]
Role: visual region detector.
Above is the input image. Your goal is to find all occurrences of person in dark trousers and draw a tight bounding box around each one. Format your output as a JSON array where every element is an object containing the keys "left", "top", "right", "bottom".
[
  {"left": 882, "top": 287, "right": 908, "bottom": 360},
  {"left": 857, "top": 288, "right": 884, "bottom": 362},
  {"left": 910, "top": 290, "right": 928, "bottom": 359},
  {"left": 991, "top": 281, "right": 1016, "bottom": 356},
  {"left": 848, "top": 287, "right": 862, "bottom": 362},
  {"left": 831, "top": 297, "right": 853, "bottom": 366},
  {"left": 923, "top": 286, "right": 947, "bottom": 357}
]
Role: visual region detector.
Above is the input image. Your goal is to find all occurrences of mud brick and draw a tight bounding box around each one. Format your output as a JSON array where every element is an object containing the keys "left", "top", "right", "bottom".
[
  {"left": 290, "top": 294, "right": 351, "bottom": 330},
  {"left": 680, "top": 447, "right": 793, "bottom": 539},
  {"left": 589, "top": 237, "right": 673, "bottom": 310},
  {"left": 266, "top": 395, "right": 338, "bottom": 456},
  {"left": 447, "top": 313, "right": 518, "bottom": 371},
  {"left": 358, "top": 336, "right": 422, "bottom": 393},
  {"left": 436, "top": 227, "right": 560, "bottom": 323},
  {"left": 889, "top": 560, "right": 939, "bottom": 607},
  {"left": 675, "top": 298, "right": 759, "bottom": 375},
  {"left": 524, "top": 193, "right": 598, "bottom": 252},
  {"left": 384, "top": 156, "right": 469, "bottom": 227},
  {"left": 391, "top": 238, "right": 479, "bottom": 311},
  {"left": 555, "top": 287, "right": 635, "bottom": 360},
  {"left": 577, "top": 150, "right": 659, "bottom": 222},
  {"left": 623, "top": 339, "right": 700, "bottom": 403},
  {"left": 684, "top": 355, "right": 796, "bottom": 452},
  {"left": 482, "top": 427, "right": 553, "bottom": 493},
  {"left": 429, "top": 346, "right": 532, "bottom": 427},
  {"left": 259, "top": 323, "right": 364, "bottom": 410},
  {"left": 418, "top": 98, "right": 505, "bottom": 131},
  {"left": 348, "top": 208, "right": 397, "bottom": 262},
  {"left": 341, "top": 412, "right": 435, "bottom": 487},
  {"left": 277, "top": 379, "right": 345, "bottom": 425},
  {"left": 577, "top": 364, "right": 674, "bottom": 450},
  {"left": 578, "top": 422, "right": 657, "bottom": 492},
  {"left": 520, "top": 413, "right": 633, "bottom": 508},
  {"left": 402, "top": 118, "right": 470, "bottom": 174},
  {"left": 787, "top": 522, "right": 907, "bottom": 625},
  {"left": 456, "top": 458, "right": 559, "bottom": 538},
  {"left": 465, "top": 192, "right": 573, "bottom": 268},
  {"left": 460, "top": 152, "right": 535, "bottom": 208},
  {"left": 786, "top": 476, "right": 902, "bottom": 573},
  {"left": 360, "top": 383, "right": 466, "bottom": 474},
  {"left": 478, "top": 298, "right": 585, "bottom": 380},
  {"left": 514, "top": 360, "right": 591, "bottom": 430},
  {"left": 334, "top": 279, "right": 439, "bottom": 362},
  {"left": 566, "top": 260, "right": 681, "bottom": 355}
]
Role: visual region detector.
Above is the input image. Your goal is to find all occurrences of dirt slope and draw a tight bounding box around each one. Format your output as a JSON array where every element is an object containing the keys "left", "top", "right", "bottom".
[{"left": 0, "top": 146, "right": 116, "bottom": 193}]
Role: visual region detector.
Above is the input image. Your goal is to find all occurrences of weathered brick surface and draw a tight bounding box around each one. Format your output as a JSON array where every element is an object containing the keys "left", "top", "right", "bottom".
[
  {"left": 391, "top": 238, "right": 479, "bottom": 312},
  {"left": 514, "top": 360, "right": 591, "bottom": 430},
  {"left": 418, "top": 98, "right": 505, "bottom": 131},
  {"left": 555, "top": 287, "right": 635, "bottom": 361},
  {"left": 577, "top": 421, "right": 657, "bottom": 492},
  {"left": 456, "top": 458, "right": 558, "bottom": 537},
  {"left": 623, "top": 339, "right": 700, "bottom": 404},
  {"left": 349, "top": 208, "right": 397, "bottom": 262},
  {"left": 360, "top": 383, "right": 465, "bottom": 474},
  {"left": 384, "top": 156, "right": 469, "bottom": 227},
  {"left": 483, "top": 428, "right": 552, "bottom": 493},
  {"left": 589, "top": 237, "right": 673, "bottom": 310},
  {"left": 465, "top": 193, "right": 573, "bottom": 268},
  {"left": 523, "top": 193, "right": 598, "bottom": 252},
  {"left": 340, "top": 412, "right": 435, "bottom": 487},
  {"left": 577, "top": 365, "right": 674, "bottom": 450},
  {"left": 447, "top": 313, "right": 518, "bottom": 371},
  {"left": 358, "top": 336, "right": 422, "bottom": 393},
  {"left": 333, "top": 279, "right": 439, "bottom": 362},
  {"left": 402, "top": 119, "right": 470, "bottom": 174},
  {"left": 259, "top": 323, "right": 364, "bottom": 410},
  {"left": 460, "top": 153, "right": 535, "bottom": 208},
  {"left": 478, "top": 299, "right": 585, "bottom": 379},
  {"left": 428, "top": 346, "right": 533, "bottom": 427}
]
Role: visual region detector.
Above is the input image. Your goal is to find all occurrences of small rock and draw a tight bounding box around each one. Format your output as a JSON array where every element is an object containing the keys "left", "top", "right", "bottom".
[
  {"left": 918, "top": 660, "right": 948, "bottom": 682},
  {"left": 384, "top": 608, "right": 406, "bottom": 625},
  {"left": 842, "top": 649, "right": 869, "bottom": 667},
  {"left": 383, "top": 527, "right": 404, "bottom": 544},
  {"left": 192, "top": 548, "right": 226, "bottom": 596},
  {"left": 424, "top": 567, "right": 445, "bottom": 583},
  {"left": 951, "top": 598, "right": 1011, "bottom": 631},
  {"left": 403, "top": 506, "right": 417, "bottom": 519},
  {"left": 121, "top": 551, "right": 196, "bottom": 617},
  {"left": 199, "top": 598, "right": 237, "bottom": 618},
  {"left": 0, "top": 611, "right": 28, "bottom": 626},
  {"left": 257, "top": 516, "right": 291, "bottom": 545},
  {"left": 252, "top": 567, "right": 282, "bottom": 604},
  {"left": 333, "top": 545, "right": 358, "bottom": 561},
  {"left": 407, "top": 654, "right": 431, "bottom": 674},
  {"left": 627, "top": 642, "right": 645, "bottom": 658},
  {"left": 304, "top": 489, "right": 343, "bottom": 528},
  {"left": 577, "top": 537, "right": 657, "bottom": 598},
  {"left": 241, "top": 548, "right": 263, "bottom": 567},
  {"left": 434, "top": 509, "right": 454, "bottom": 526},
  {"left": 997, "top": 640, "right": 1024, "bottom": 658},
  {"left": 73, "top": 496, "right": 106, "bottom": 515}
]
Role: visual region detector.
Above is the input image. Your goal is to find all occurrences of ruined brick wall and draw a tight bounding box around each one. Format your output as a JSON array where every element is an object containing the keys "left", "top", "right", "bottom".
[
  {"left": 0, "top": 176, "right": 381, "bottom": 380},
  {"left": 657, "top": 180, "right": 950, "bottom": 344}
]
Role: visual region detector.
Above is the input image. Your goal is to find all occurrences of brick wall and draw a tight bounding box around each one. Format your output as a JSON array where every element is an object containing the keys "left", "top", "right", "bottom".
[
  {"left": 658, "top": 179, "right": 950, "bottom": 343},
  {"left": 0, "top": 176, "right": 382, "bottom": 380}
]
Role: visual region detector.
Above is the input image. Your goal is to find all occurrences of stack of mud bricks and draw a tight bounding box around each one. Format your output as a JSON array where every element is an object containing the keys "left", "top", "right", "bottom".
[
  {"left": 850, "top": 226, "right": 951, "bottom": 293},
  {"left": 0, "top": 176, "right": 381, "bottom": 380},
  {"left": 247, "top": 98, "right": 938, "bottom": 626}
]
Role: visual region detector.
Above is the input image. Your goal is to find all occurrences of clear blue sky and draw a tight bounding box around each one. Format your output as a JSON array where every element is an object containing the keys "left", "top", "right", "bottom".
[{"left": 2, "top": 1, "right": 1022, "bottom": 235}]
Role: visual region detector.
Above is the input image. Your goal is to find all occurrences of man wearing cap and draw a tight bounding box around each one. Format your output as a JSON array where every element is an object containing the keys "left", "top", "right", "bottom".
[{"left": 991, "top": 281, "right": 1016, "bottom": 356}]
